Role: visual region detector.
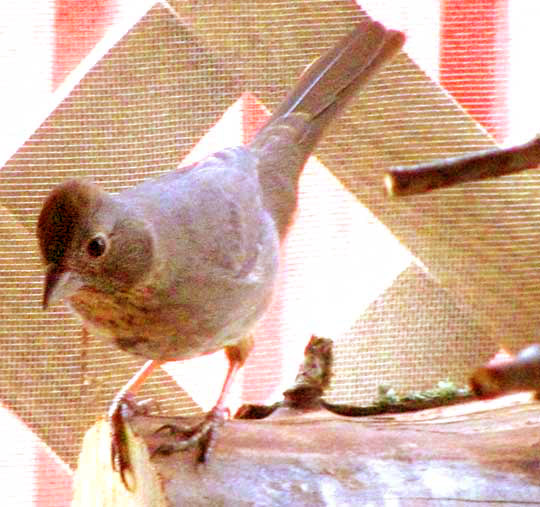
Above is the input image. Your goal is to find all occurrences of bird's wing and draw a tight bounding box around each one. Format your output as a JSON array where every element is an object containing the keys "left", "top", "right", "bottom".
[{"left": 121, "top": 146, "right": 274, "bottom": 278}]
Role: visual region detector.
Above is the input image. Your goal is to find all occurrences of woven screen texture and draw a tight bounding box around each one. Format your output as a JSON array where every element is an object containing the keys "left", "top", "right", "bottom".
[{"left": 1, "top": 0, "right": 539, "bottom": 504}]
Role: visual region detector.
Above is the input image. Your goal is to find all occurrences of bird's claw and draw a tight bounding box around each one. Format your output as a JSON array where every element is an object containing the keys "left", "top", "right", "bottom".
[
  {"left": 109, "top": 393, "right": 151, "bottom": 489},
  {"left": 109, "top": 398, "right": 133, "bottom": 489},
  {"left": 152, "top": 406, "right": 227, "bottom": 463}
]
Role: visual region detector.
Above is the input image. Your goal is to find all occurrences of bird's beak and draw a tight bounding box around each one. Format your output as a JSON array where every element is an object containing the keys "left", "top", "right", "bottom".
[{"left": 42, "top": 264, "right": 84, "bottom": 310}]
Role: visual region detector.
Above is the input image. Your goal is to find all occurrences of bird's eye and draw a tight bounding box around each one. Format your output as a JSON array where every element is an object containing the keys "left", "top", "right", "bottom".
[{"left": 87, "top": 235, "right": 107, "bottom": 258}]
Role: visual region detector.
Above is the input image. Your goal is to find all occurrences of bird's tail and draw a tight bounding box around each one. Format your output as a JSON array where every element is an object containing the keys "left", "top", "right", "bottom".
[{"left": 251, "top": 20, "right": 405, "bottom": 236}]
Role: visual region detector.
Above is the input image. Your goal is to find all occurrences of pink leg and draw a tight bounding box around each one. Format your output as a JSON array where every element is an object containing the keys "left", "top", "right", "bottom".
[{"left": 154, "top": 336, "right": 253, "bottom": 462}]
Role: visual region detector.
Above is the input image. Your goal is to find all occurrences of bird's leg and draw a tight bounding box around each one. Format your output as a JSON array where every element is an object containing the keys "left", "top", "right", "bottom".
[
  {"left": 109, "top": 359, "right": 163, "bottom": 487},
  {"left": 153, "top": 335, "right": 254, "bottom": 462}
]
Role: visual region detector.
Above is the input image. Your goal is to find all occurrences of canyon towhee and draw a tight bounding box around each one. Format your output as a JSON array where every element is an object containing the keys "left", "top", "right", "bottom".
[{"left": 37, "top": 20, "right": 404, "bottom": 485}]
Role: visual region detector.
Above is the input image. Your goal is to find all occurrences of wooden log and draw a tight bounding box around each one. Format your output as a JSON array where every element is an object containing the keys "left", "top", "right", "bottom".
[{"left": 72, "top": 394, "right": 540, "bottom": 505}]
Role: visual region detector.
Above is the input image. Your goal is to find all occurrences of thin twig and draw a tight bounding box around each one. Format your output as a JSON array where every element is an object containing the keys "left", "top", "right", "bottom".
[{"left": 385, "top": 136, "right": 540, "bottom": 196}]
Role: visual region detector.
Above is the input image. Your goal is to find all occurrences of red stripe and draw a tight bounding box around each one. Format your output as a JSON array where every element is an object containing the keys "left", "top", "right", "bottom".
[
  {"left": 239, "top": 93, "right": 285, "bottom": 402},
  {"left": 440, "top": 0, "right": 509, "bottom": 142},
  {"left": 53, "top": 0, "right": 114, "bottom": 89},
  {"left": 240, "top": 92, "right": 269, "bottom": 145},
  {"left": 34, "top": 443, "right": 73, "bottom": 506}
]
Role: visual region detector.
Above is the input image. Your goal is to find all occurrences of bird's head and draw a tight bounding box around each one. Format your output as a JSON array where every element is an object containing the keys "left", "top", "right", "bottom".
[{"left": 37, "top": 180, "right": 155, "bottom": 309}]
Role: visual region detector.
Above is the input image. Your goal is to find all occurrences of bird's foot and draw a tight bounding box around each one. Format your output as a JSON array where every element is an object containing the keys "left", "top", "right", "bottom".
[
  {"left": 109, "top": 393, "right": 155, "bottom": 489},
  {"left": 152, "top": 406, "right": 227, "bottom": 462}
]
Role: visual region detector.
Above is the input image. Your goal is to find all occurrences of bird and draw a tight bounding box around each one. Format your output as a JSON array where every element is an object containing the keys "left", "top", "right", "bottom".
[{"left": 37, "top": 20, "right": 405, "bottom": 487}]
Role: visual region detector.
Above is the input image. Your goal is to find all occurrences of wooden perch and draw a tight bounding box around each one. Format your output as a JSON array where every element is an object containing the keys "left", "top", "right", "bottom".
[
  {"left": 71, "top": 337, "right": 540, "bottom": 505},
  {"left": 385, "top": 135, "right": 540, "bottom": 196},
  {"left": 72, "top": 394, "right": 540, "bottom": 505},
  {"left": 471, "top": 344, "right": 540, "bottom": 398}
]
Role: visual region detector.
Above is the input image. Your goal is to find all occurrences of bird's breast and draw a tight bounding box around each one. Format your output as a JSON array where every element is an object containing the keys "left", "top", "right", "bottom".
[
  {"left": 68, "top": 285, "right": 199, "bottom": 359},
  {"left": 67, "top": 262, "right": 277, "bottom": 361}
]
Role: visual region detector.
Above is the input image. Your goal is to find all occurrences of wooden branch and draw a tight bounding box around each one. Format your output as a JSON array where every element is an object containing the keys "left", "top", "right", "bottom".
[
  {"left": 471, "top": 344, "right": 540, "bottom": 397},
  {"left": 72, "top": 394, "right": 540, "bottom": 505},
  {"left": 385, "top": 136, "right": 540, "bottom": 196}
]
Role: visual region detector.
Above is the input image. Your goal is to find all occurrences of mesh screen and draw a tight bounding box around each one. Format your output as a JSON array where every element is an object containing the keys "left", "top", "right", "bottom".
[{"left": 1, "top": 0, "right": 539, "bottom": 504}]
